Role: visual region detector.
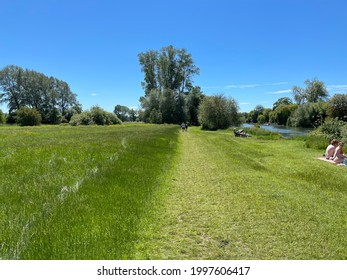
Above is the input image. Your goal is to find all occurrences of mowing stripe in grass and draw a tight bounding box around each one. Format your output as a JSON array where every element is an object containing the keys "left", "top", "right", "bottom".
[{"left": 138, "top": 127, "right": 347, "bottom": 259}]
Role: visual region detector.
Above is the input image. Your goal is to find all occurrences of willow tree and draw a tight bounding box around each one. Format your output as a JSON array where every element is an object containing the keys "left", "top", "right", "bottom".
[{"left": 292, "top": 78, "right": 329, "bottom": 104}]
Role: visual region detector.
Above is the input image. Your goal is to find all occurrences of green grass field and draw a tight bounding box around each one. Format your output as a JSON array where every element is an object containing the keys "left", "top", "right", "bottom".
[{"left": 0, "top": 124, "right": 346, "bottom": 259}]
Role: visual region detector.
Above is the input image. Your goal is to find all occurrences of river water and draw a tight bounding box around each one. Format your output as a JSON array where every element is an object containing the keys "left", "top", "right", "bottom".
[{"left": 242, "top": 123, "right": 311, "bottom": 138}]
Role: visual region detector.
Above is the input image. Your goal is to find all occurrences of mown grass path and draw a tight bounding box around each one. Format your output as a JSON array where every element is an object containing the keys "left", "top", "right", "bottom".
[{"left": 139, "top": 127, "right": 346, "bottom": 259}]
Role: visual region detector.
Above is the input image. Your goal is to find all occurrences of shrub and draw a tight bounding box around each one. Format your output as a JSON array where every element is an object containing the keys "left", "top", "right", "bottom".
[
  {"left": 69, "top": 111, "right": 94, "bottom": 126},
  {"left": 45, "top": 108, "right": 62, "bottom": 124},
  {"left": 69, "top": 106, "right": 122, "bottom": 126},
  {"left": 327, "top": 94, "right": 347, "bottom": 121},
  {"left": 198, "top": 94, "right": 239, "bottom": 130},
  {"left": 269, "top": 104, "right": 297, "bottom": 125},
  {"left": 306, "top": 118, "right": 347, "bottom": 149},
  {"left": 287, "top": 102, "right": 327, "bottom": 128},
  {"left": 15, "top": 107, "right": 42, "bottom": 126},
  {"left": 0, "top": 110, "right": 5, "bottom": 124}
]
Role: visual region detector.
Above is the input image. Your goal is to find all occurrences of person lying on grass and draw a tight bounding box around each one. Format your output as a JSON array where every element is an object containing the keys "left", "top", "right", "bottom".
[
  {"left": 332, "top": 141, "right": 347, "bottom": 164},
  {"left": 324, "top": 139, "right": 339, "bottom": 160}
]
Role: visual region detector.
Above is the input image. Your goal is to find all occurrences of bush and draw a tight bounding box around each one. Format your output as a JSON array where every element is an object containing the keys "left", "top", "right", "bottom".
[
  {"left": 0, "top": 110, "right": 5, "bottom": 124},
  {"left": 327, "top": 94, "right": 347, "bottom": 121},
  {"left": 69, "top": 111, "right": 94, "bottom": 126},
  {"left": 287, "top": 102, "right": 327, "bottom": 128},
  {"left": 269, "top": 104, "right": 297, "bottom": 125},
  {"left": 198, "top": 94, "right": 240, "bottom": 130},
  {"left": 69, "top": 106, "right": 122, "bottom": 126},
  {"left": 15, "top": 107, "right": 42, "bottom": 126},
  {"left": 45, "top": 108, "right": 62, "bottom": 124},
  {"left": 306, "top": 118, "right": 347, "bottom": 149}
]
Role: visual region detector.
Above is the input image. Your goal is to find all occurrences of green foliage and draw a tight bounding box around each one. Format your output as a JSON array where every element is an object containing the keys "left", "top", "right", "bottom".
[
  {"left": 139, "top": 45, "right": 199, "bottom": 96},
  {"left": 292, "top": 78, "right": 329, "bottom": 104},
  {"left": 186, "top": 86, "right": 204, "bottom": 126},
  {"left": 287, "top": 102, "right": 327, "bottom": 128},
  {"left": 273, "top": 97, "right": 293, "bottom": 110},
  {"left": 114, "top": 104, "right": 138, "bottom": 122},
  {"left": 327, "top": 94, "right": 347, "bottom": 121},
  {"left": 307, "top": 118, "right": 347, "bottom": 148},
  {"left": 257, "top": 114, "right": 265, "bottom": 124},
  {"left": 0, "top": 109, "right": 5, "bottom": 124},
  {"left": 149, "top": 108, "right": 162, "bottom": 124},
  {"left": 198, "top": 94, "right": 239, "bottom": 130},
  {"left": 69, "top": 111, "right": 93, "bottom": 126},
  {"left": 242, "top": 126, "right": 282, "bottom": 140},
  {"left": 138, "top": 46, "right": 200, "bottom": 124},
  {"left": 69, "top": 106, "right": 121, "bottom": 126},
  {"left": 15, "top": 106, "right": 42, "bottom": 126},
  {"left": 269, "top": 104, "right": 298, "bottom": 125},
  {"left": 0, "top": 65, "right": 80, "bottom": 124},
  {"left": 247, "top": 105, "right": 265, "bottom": 123}
]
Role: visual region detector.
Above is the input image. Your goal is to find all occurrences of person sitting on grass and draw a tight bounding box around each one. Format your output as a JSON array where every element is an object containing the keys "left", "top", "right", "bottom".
[
  {"left": 332, "top": 141, "right": 347, "bottom": 164},
  {"left": 324, "top": 139, "right": 339, "bottom": 160},
  {"left": 233, "top": 128, "right": 250, "bottom": 137}
]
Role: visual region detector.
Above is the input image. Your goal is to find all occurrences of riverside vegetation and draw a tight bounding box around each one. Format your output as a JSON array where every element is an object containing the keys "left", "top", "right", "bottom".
[{"left": 0, "top": 124, "right": 346, "bottom": 259}]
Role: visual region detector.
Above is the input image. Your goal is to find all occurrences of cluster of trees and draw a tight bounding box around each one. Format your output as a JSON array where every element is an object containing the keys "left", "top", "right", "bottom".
[
  {"left": 113, "top": 105, "right": 138, "bottom": 122},
  {"left": 138, "top": 45, "right": 204, "bottom": 126},
  {"left": 246, "top": 78, "right": 347, "bottom": 128},
  {"left": 0, "top": 46, "right": 242, "bottom": 129},
  {"left": 0, "top": 65, "right": 82, "bottom": 124},
  {"left": 0, "top": 65, "right": 125, "bottom": 126},
  {"left": 138, "top": 45, "right": 240, "bottom": 129},
  {"left": 70, "top": 106, "right": 121, "bottom": 126}
]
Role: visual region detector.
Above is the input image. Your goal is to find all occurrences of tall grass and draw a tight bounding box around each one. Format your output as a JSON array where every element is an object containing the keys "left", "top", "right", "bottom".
[
  {"left": 1, "top": 124, "right": 346, "bottom": 260},
  {"left": 0, "top": 124, "right": 179, "bottom": 259}
]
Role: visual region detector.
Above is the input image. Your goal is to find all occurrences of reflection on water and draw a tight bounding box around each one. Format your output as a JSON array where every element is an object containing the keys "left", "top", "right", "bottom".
[{"left": 243, "top": 123, "right": 311, "bottom": 138}]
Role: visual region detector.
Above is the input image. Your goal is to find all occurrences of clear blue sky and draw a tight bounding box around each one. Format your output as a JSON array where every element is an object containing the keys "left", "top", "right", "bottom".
[{"left": 1, "top": 0, "right": 346, "bottom": 113}]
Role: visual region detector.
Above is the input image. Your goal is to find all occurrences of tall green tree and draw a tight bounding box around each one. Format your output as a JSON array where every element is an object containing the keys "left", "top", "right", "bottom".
[
  {"left": 0, "top": 65, "right": 26, "bottom": 112},
  {"left": 0, "top": 65, "right": 80, "bottom": 124},
  {"left": 292, "top": 78, "right": 329, "bottom": 104},
  {"left": 287, "top": 102, "right": 327, "bottom": 128},
  {"left": 273, "top": 97, "right": 293, "bottom": 110},
  {"left": 186, "top": 86, "right": 204, "bottom": 126},
  {"left": 138, "top": 46, "right": 200, "bottom": 124},
  {"left": 269, "top": 104, "right": 298, "bottom": 125},
  {"left": 0, "top": 109, "right": 5, "bottom": 123},
  {"left": 327, "top": 94, "right": 347, "bottom": 121},
  {"left": 138, "top": 50, "right": 158, "bottom": 96}
]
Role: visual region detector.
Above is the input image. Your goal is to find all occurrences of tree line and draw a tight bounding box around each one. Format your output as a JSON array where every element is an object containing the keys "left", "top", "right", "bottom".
[
  {"left": 137, "top": 45, "right": 240, "bottom": 129},
  {"left": 0, "top": 65, "right": 81, "bottom": 124},
  {"left": 245, "top": 78, "right": 347, "bottom": 129},
  {"left": 0, "top": 46, "right": 241, "bottom": 129},
  {"left": 3, "top": 46, "right": 344, "bottom": 131}
]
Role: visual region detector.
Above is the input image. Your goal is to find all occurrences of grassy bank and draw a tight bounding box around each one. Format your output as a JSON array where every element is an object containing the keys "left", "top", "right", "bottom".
[
  {"left": 138, "top": 127, "right": 346, "bottom": 259},
  {"left": 1, "top": 124, "right": 346, "bottom": 259},
  {"left": 0, "top": 124, "right": 179, "bottom": 259}
]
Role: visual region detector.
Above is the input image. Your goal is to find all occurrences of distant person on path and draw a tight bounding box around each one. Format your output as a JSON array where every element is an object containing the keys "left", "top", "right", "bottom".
[
  {"left": 333, "top": 141, "right": 347, "bottom": 164},
  {"left": 325, "top": 139, "right": 339, "bottom": 160}
]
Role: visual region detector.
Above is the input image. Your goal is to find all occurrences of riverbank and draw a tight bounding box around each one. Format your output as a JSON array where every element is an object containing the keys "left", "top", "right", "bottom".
[
  {"left": 139, "top": 126, "right": 346, "bottom": 259},
  {"left": 242, "top": 123, "right": 311, "bottom": 138},
  {"left": 1, "top": 124, "right": 346, "bottom": 259}
]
